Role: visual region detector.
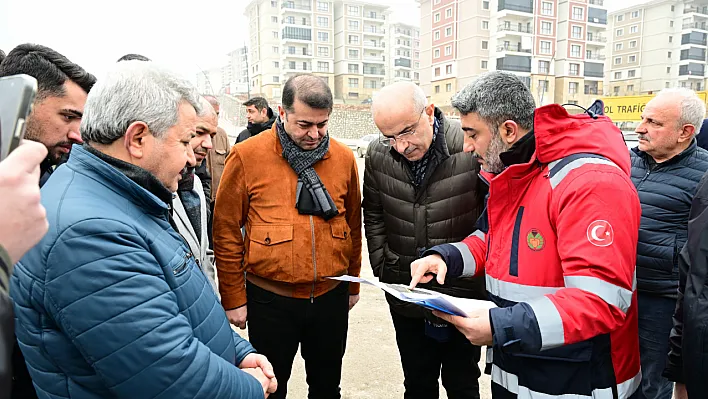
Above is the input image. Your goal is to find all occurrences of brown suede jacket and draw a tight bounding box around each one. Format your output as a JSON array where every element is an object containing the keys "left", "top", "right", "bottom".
[
  {"left": 213, "top": 125, "right": 362, "bottom": 310},
  {"left": 206, "top": 126, "right": 230, "bottom": 203}
]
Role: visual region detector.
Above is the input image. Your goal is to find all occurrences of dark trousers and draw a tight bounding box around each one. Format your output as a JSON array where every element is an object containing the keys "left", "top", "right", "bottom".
[
  {"left": 636, "top": 292, "right": 675, "bottom": 399},
  {"left": 390, "top": 309, "right": 481, "bottom": 399},
  {"left": 247, "top": 281, "right": 350, "bottom": 399}
]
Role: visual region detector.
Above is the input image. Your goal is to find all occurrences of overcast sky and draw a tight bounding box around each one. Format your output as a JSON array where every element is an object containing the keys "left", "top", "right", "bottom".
[{"left": 0, "top": 0, "right": 646, "bottom": 83}]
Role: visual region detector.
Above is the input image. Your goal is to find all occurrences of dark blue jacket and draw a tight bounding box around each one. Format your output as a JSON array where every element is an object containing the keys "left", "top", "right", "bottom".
[
  {"left": 10, "top": 145, "right": 264, "bottom": 398},
  {"left": 630, "top": 140, "right": 708, "bottom": 297}
]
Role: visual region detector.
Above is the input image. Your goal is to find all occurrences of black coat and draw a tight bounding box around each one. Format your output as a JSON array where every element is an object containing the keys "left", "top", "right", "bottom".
[
  {"left": 664, "top": 170, "right": 708, "bottom": 397},
  {"left": 236, "top": 108, "right": 276, "bottom": 144},
  {"left": 630, "top": 140, "right": 708, "bottom": 297},
  {"left": 362, "top": 108, "right": 487, "bottom": 317}
]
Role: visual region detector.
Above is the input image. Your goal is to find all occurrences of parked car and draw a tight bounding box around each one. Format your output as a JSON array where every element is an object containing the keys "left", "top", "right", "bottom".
[{"left": 356, "top": 134, "right": 378, "bottom": 158}]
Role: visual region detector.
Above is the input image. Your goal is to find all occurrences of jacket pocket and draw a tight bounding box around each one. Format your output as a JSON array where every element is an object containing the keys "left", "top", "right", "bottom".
[
  {"left": 510, "top": 341, "right": 593, "bottom": 395},
  {"left": 322, "top": 219, "right": 352, "bottom": 278},
  {"left": 509, "top": 206, "right": 525, "bottom": 277},
  {"left": 247, "top": 224, "right": 294, "bottom": 281}
]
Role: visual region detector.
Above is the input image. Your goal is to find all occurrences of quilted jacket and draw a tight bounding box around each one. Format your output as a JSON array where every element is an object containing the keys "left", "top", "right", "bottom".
[{"left": 10, "top": 145, "right": 264, "bottom": 399}]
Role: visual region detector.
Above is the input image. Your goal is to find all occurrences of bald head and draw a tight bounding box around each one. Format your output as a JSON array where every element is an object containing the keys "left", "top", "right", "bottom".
[
  {"left": 198, "top": 96, "right": 217, "bottom": 119},
  {"left": 372, "top": 82, "right": 427, "bottom": 117}
]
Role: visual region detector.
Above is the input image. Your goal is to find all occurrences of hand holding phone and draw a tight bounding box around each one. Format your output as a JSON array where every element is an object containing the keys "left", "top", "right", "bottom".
[{"left": 0, "top": 74, "right": 37, "bottom": 161}]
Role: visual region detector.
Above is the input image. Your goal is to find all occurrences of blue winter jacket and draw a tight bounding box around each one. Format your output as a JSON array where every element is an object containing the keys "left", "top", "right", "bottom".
[{"left": 10, "top": 145, "right": 264, "bottom": 398}]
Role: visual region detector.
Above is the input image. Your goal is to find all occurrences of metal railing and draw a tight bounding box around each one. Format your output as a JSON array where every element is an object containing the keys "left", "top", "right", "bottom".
[
  {"left": 282, "top": 19, "right": 311, "bottom": 26},
  {"left": 497, "top": 44, "right": 532, "bottom": 53},
  {"left": 685, "top": 6, "right": 708, "bottom": 15},
  {"left": 684, "top": 22, "right": 708, "bottom": 30},
  {"left": 499, "top": 3, "right": 533, "bottom": 13},
  {"left": 586, "top": 54, "right": 606, "bottom": 60},
  {"left": 363, "top": 42, "right": 385, "bottom": 48},
  {"left": 283, "top": 65, "right": 312, "bottom": 71},
  {"left": 587, "top": 35, "right": 607, "bottom": 42},
  {"left": 497, "top": 64, "right": 532, "bottom": 73},
  {"left": 584, "top": 71, "right": 604, "bottom": 78},
  {"left": 363, "top": 27, "right": 386, "bottom": 34},
  {"left": 282, "top": 49, "right": 313, "bottom": 56},
  {"left": 363, "top": 69, "right": 385, "bottom": 75},
  {"left": 497, "top": 24, "right": 533, "bottom": 33},
  {"left": 589, "top": 0, "right": 603, "bottom": 6},
  {"left": 281, "top": 3, "right": 311, "bottom": 11}
]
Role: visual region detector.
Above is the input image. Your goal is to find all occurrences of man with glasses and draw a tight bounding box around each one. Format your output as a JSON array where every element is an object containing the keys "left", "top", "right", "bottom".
[{"left": 363, "top": 82, "right": 487, "bottom": 399}]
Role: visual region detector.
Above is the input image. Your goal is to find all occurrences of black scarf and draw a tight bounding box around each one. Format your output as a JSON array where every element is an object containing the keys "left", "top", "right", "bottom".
[
  {"left": 276, "top": 118, "right": 339, "bottom": 220},
  {"left": 408, "top": 116, "right": 441, "bottom": 186},
  {"left": 177, "top": 167, "right": 202, "bottom": 240}
]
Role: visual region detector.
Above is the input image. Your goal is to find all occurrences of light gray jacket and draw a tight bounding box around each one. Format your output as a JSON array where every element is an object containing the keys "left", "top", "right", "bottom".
[{"left": 173, "top": 174, "right": 219, "bottom": 295}]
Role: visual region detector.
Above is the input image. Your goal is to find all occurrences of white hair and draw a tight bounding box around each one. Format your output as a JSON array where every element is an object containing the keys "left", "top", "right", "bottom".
[
  {"left": 81, "top": 61, "right": 202, "bottom": 144},
  {"left": 655, "top": 88, "right": 706, "bottom": 133},
  {"left": 198, "top": 96, "right": 217, "bottom": 118}
]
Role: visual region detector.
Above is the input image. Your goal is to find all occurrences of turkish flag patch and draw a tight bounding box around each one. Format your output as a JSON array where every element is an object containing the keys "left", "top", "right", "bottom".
[{"left": 587, "top": 220, "right": 614, "bottom": 247}]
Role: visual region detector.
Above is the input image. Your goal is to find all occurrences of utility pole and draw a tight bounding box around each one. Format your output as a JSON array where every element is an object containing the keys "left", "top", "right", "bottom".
[{"left": 244, "top": 43, "right": 251, "bottom": 99}]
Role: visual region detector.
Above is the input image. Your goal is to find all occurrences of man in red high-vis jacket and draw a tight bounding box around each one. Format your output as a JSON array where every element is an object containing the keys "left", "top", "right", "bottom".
[{"left": 410, "top": 71, "right": 642, "bottom": 399}]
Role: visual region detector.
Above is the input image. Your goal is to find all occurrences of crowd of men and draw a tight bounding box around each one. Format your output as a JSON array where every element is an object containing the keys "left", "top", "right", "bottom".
[{"left": 2, "top": 42, "right": 708, "bottom": 399}]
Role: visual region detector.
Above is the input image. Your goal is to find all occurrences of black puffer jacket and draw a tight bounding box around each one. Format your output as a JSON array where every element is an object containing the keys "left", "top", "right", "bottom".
[
  {"left": 236, "top": 107, "right": 276, "bottom": 144},
  {"left": 630, "top": 140, "right": 708, "bottom": 297},
  {"left": 664, "top": 170, "right": 708, "bottom": 397},
  {"left": 363, "top": 108, "right": 487, "bottom": 317}
]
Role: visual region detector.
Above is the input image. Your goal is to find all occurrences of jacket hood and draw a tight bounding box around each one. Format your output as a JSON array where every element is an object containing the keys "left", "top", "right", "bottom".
[{"left": 534, "top": 104, "right": 631, "bottom": 175}]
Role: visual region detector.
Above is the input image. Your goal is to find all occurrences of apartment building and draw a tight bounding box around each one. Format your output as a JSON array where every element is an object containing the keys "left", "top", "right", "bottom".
[
  {"left": 607, "top": 0, "right": 708, "bottom": 96},
  {"left": 387, "top": 23, "right": 422, "bottom": 84},
  {"left": 244, "top": 0, "right": 336, "bottom": 100},
  {"left": 333, "top": 1, "right": 390, "bottom": 102},
  {"left": 225, "top": 47, "right": 250, "bottom": 94},
  {"left": 418, "top": 0, "right": 491, "bottom": 108},
  {"left": 196, "top": 67, "right": 224, "bottom": 95}
]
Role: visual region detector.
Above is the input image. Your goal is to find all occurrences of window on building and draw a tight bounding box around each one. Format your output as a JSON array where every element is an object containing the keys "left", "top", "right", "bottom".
[
  {"left": 317, "top": 1, "right": 329, "bottom": 12},
  {"left": 542, "top": 22, "right": 552, "bottom": 35},
  {"left": 616, "top": 15, "right": 624, "bottom": 22},
  {"left": 318, "top": 17, "right": 328, "bottom": 27},
  {"left": 348, "top": 49, "right": 359, "bottom": 59},
  {"left": 540, "top": 80, "right": 549, "bottom": 92},
  {"left": 273, "top": 31, "right": 279, "bottom": 39},
  {"left": 434, "top": 30, "right": 440, "bottom": 40},
  {"left": 348, "top": 35, "right": 359, "bottom": 45},
  {"left": 349, "top": 92, "right": 359, "bottom": 98},
  {"left": 630, "top": 25, "right": 638, "bottom": 34},
  {"left": 318, "top": 31, "right": 329, "bottom": 42},
  {"left": 539, "top": 60, "right": 550, "bottom": 74},
  {"left": 271, "top": 0, "right": 277, "bottom": 7},
  {"left": 670, "top": 21, "right": 674, "bottom": 27},
  {"left": 616, "top": 43, "right": 623, "bottom": 51},
  {"left": 571, "top": 26, "right": 582, "bottom": 39},
  {"left": 481, "top": 60, "right": 488, "bottom": 69},
  {"left": 318, "top": 61, "right": 328, "bottom": 72},
  {"left": 483, "top": 1, "right": 489, "bottom": 10},
  {"left": 446, "top": 64, "right": 452, "bottom": 74},
  {"left": 629, "top": 55, "right": 636, "bottom": 62},
  {"left": 482, "top": 41, "right": 488, "bottom": 50},
  {"left": 667, "top": 66, "right": 671, "bottom": 74},
  {"left": 614, "top": 71, "right": 622, "bottom": 79},
  {"left": 348, "top": 78, "right": 358, "bottom": 88},
  {"left": 318, "top": 46, "right": 329, "bottom": 57},
  {"left": 542, "top": 1, "right": 552, "bottom": 16},
  {"left": 616, "top": 28, "right": 624, "bottom": 37},
  {"left": 445, "top": 45, "right": 452, "bottom": 56},
  {"left": 348, "top": 64, "right": 358, "bottom": 73},
  {"left": 569, "top": 63, "right": 579, "bottom": 76},
  {"left": 569, "top": 82, "right": 578, "bottom": 94},
  {"left": 666, "top": 82, "right": 671, "bottom": 88},
  {"left": 668, "top": 51, "right": 672, "bottom": 58},
  {"left": 284, "top": 16, "right": 295, "bottom": 24},
  {"left": 435, "top": 85, "right": 440, "bottom": 93},
  {"left": 435, "top": 67, "right": 440, "bottom": 76},
  {"left": 482, "top": 21, "right": 489, "bottom": 30},
  {"left": 347, "top": 5, "right": 359, "bottom": 16},
  {"left": 446, "top": 83, "right": 452, "bottom": 92},
  {"left": 627, "top": 84, "right": 634, "bottom": 92},
  {"left": 434, "top": 13, "right": 440, "bottom": 22},
  {"left": 446, "top": 27, "right": 452, "bottom": 36},
  {"left": 349, "top": 20, "right": 359, "bottom": 30},
  {"left": 273, "top": 76, "right": 279, "bottom": 83},
  {"left": 540, "top": 41, "right": 551, "bottom": 54},
  {"left": 272, "top": 16, "right": 278, "bottom": 23},
  {"left": 273, "top": 46, "right": 279, "bottom": 53},
  {"left": 273, "top": 61, "right": 280, "bottom": 68},
  {"left": 671, "top": 5, "right": 675, "bottom": 11},
  {"left": 434, "top": 0, "right": 440, "bottom": 3},
  {"left": 434, "top": 48, "right": 440, "bottom": 58},
  {"left": 446, "top": 8, "right": 452, "bottom": 18},
  {"left": 628, "top": 70, "right": 636, "bottom": 77},
  {"left": 571, "top": 45, "right": 581, "bottom": 57},
  {"left": 614, "top": 57, "right": 622, "bottom": 65},
  {"left": 572, "top": 7, "right": 583, "bottom": 20},
  {"left": 632, "top": 10, "right": 639, "bottom": 18},
  {"left": 630, "top": 40, "right": 637, "bottom": 48}
]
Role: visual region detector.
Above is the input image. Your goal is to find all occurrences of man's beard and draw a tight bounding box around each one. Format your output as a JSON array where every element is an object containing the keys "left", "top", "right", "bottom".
[
  {"left": 24, "top": 118, "right": 72, "bottom": 166},
  {"left": 479, "top": 130, "right": 509, "bottom": 174}
]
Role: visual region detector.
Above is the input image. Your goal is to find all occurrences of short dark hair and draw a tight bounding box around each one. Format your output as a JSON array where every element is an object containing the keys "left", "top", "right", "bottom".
[
  {"left": 117, "top": 53, "right": 151, "bottom": 62},
  {"left": 0, "top": 49, "right": 5, "bottom": 65},
  {"left": 243, "top": 96, "right": 269, "bottom": 111},
  {"left": 0, "top": 44, "right": 95, "bottom": 99},
  {"left": 282, "top": 74, "right": 333, "bottom": 113}
]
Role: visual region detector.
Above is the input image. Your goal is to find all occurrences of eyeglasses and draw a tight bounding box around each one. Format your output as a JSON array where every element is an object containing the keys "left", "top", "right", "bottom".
[{"left": 379, "top": 107, "right": 427, "bottom": 147}]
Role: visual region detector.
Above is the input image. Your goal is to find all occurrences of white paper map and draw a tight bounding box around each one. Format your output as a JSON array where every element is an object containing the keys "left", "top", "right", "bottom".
[{"left": 330, "top": 275, "right": 496, "bottom": 317}]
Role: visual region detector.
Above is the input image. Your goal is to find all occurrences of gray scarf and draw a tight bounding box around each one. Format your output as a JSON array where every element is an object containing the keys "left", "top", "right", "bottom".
[{"left": 276, "top": 118, "right": 339, "bottom": 220}]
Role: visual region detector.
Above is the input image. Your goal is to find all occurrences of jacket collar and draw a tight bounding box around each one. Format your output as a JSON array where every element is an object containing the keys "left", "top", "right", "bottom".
[
  {"left": 632, "top": 138, "right": 699, "bottom": 166},
  {"left": 68, "top": 144, "right": 171, "bottom": 215},
  {"left": 500, "top": 130, "right": 536, "bottom": 167}
]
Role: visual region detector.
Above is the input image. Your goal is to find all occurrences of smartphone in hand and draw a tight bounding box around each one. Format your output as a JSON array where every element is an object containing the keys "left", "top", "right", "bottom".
[{"left": 0, "top": 74, "right": 37, "bottom": 161}]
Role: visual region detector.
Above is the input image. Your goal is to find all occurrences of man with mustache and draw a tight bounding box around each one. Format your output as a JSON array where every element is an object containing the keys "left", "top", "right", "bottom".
[
  {"left": 173, "top": 96, "right": 219, "bottom": 293},
  {"left": 363, "top": 82, "right": 487, "bottom": 399},
  {"left": 214, "top": 73, "right": 362, "bottom": 398},
  {"left": 410, "top": 71, "right": 642, "bottom": 399},
  {"left": 0, "top": 44, "right": 95, "bottom": 186},
  {"left": 630, "top": 89, "right": 708, "bottom": 399}
]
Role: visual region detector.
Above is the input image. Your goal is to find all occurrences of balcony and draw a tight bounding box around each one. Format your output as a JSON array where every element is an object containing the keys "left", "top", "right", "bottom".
[
  {"left": 587, "top": 34, "right": 607, "bottom": 43},
  {"left": 363, "top": 13, "right": 386, "bottom": 21},
  {"left": 584, "top": 87, "right": 599, "bottom": 95},
  {"left": 364, "top": 55, "right": 386, "bottom": 63},
  {"left": 497, "top": 44, "right": 532, "bottom": 53},
  {"left": 584, "top": 70, "right": 604, "bottom": 78},
  {"left": 394, "top": 58, "right": 412, "bottom": 68},
  {"left": 282, "top": 48, "right": 313, "bottom": 57},
  {"left": 363, "top": 68, "right": 385, "bottom": 76},
  {"left": 363, "top": 27, "right": 386, "bottom": 35},
  {"left": 498, "top": 0, "right": 533, "bottom": 13},
  {"left": 589, "top": 0, "right": 603, "bottom": 5},
  {"left": 282, "top": 19, "right": 311, "bottom": 27},
  {"left": 680, "top": 63, "right": 706, "bottom": 76},
  {"left": 586, "top": 54, "right": 606, "bottom": 61},
  {"left": 680, "top": 49, "right": 707, "bottom": 61},
  {"left": 496, "top": 56, "right": 531, "bottom": 73},
  {"left": 283, "top": 65, "right": 312, "bottom": 72},
  {"left": 497, "top": 24, "right": 533, "bottom": 34},
  {"left": 281, "top": 2, "right": 311, "bottom": 11},
  {"left": 685, "top": 6, "right": 708, "bottom": 15},
  {"left": 684, "top": 22, "right": 708, "bottom": 30},
  {"left": 587, "top": 16, "right": 607, "bottom": 24},
  {"left": 363, "top": 41, "right": 386, "bottom": 49}
]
